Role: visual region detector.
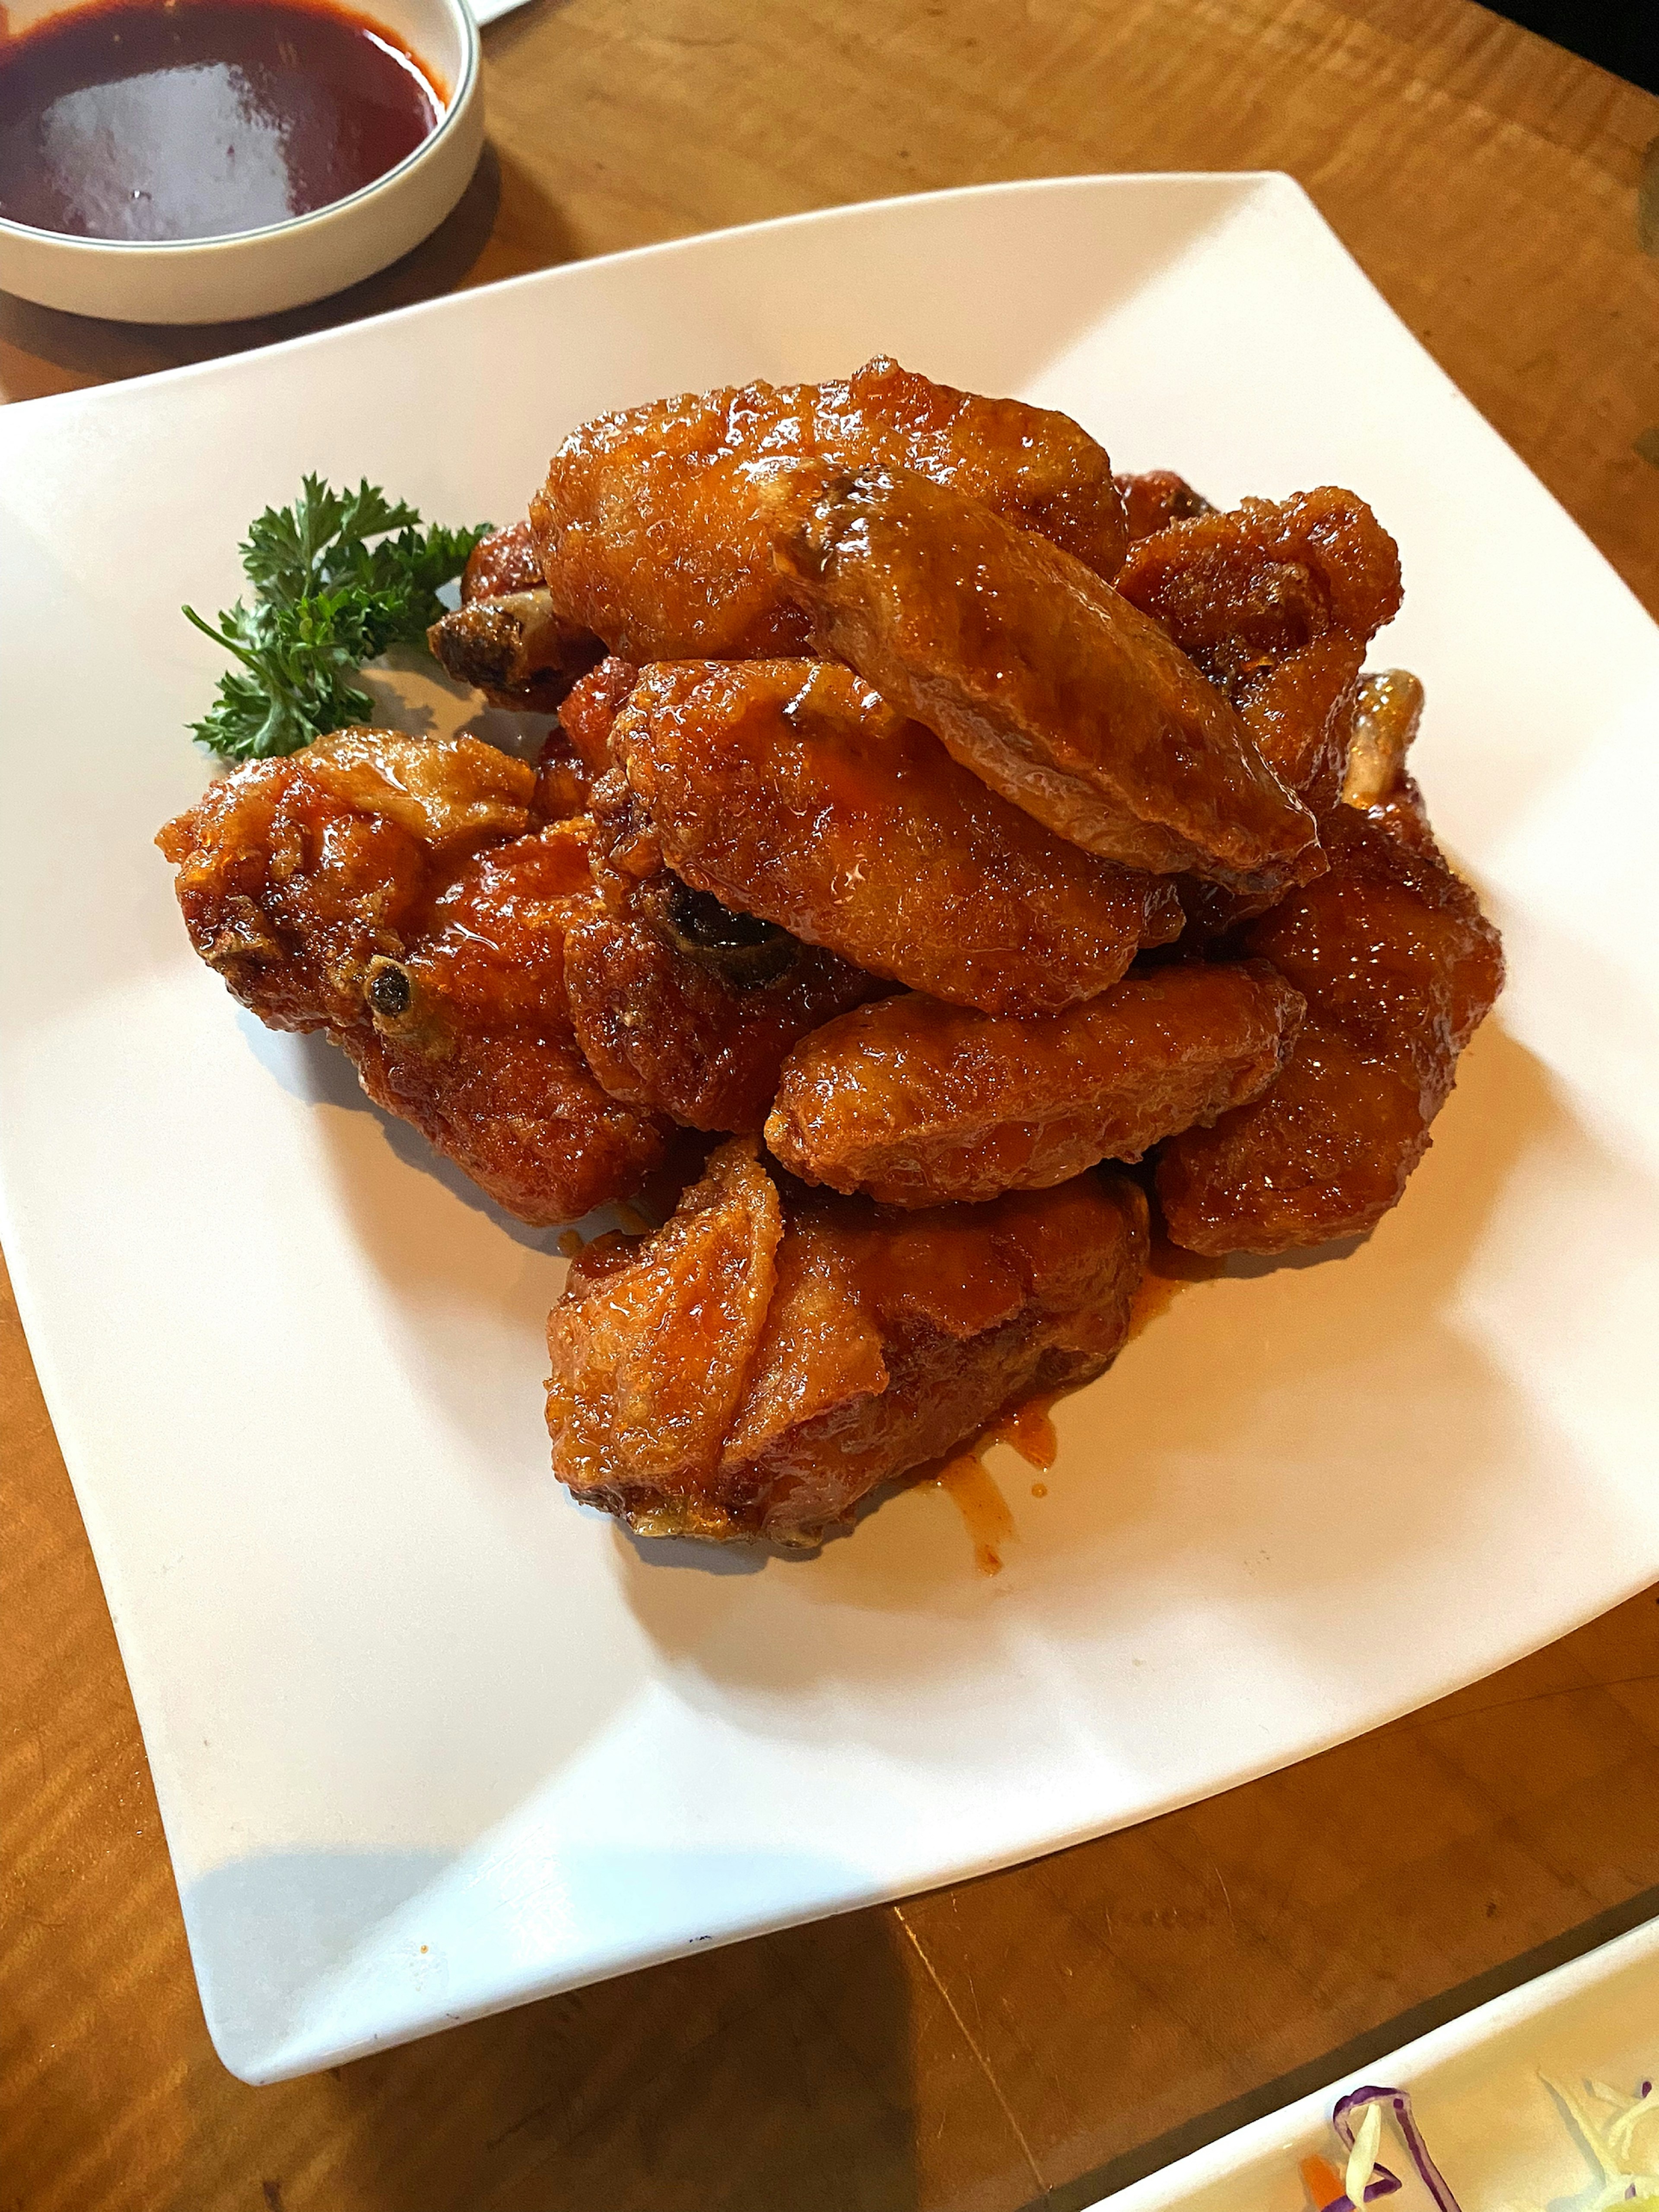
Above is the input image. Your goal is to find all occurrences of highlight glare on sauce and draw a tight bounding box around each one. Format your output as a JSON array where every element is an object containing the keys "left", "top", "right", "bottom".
[{"left": 0, "top": 0, "right": 443, "bottom": 242}]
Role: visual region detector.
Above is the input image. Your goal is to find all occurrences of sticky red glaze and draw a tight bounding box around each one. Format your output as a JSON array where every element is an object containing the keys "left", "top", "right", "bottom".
[{"left": 0, "top": 0, "right": 442, "bottom": 241}]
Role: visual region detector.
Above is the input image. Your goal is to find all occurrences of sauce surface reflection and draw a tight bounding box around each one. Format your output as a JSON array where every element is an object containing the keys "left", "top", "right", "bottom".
[{"left": 0, "top": 0, "right": 443, "bottom": 242}]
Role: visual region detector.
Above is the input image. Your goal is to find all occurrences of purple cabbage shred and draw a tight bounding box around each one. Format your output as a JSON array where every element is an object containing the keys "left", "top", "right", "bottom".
[{"left": 1332, "top": 2085, "right": 1465, "bottom": 2212}]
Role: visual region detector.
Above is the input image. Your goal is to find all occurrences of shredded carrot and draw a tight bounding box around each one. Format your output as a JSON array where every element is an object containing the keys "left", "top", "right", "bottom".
[{"left": 1300, "top": 2155, "right": 1347, "bottom": 2210}]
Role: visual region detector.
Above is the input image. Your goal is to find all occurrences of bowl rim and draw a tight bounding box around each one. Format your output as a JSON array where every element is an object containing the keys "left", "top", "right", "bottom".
[{"left": 0, "top": 0, "right": 480, "bottom": 258}]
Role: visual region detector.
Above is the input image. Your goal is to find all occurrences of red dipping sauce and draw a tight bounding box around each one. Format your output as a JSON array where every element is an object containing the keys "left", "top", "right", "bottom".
[{"left": 0, "top": 0, "right": 445, "bottom": 242}]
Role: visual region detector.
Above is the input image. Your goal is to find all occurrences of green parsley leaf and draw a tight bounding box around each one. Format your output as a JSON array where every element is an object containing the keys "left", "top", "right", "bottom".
[{"left": 184, "top": 477, "right": 491, "bottom": 761}]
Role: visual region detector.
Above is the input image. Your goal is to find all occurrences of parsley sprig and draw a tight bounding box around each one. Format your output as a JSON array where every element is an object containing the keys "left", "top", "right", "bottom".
[{"left": 183, "top": 477, "right": 491, "bottom": 761}]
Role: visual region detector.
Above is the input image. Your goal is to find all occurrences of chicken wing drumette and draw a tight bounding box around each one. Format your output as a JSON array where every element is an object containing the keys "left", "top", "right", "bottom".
[
  {"left": 547, "top": 1138, "right": 1149, "bottom": 1545},
  {"left": 157, "top": 728, "right": 666, "bottom": 1224}
]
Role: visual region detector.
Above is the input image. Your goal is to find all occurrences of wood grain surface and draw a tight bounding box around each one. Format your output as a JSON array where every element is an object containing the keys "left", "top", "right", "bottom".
[{"left": 4, "top": 3, "right": 1659, "bottom": 2208}]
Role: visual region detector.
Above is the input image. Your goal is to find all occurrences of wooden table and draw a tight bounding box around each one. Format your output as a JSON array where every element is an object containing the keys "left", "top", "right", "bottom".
[{"left": 5, "top": 3, "right": 1659, "bottom": 2205}]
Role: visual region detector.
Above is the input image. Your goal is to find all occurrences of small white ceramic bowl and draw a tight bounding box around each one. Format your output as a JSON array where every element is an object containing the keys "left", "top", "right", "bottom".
[{"left": 0, "top": 0, "right": 482, "bottom": 324}]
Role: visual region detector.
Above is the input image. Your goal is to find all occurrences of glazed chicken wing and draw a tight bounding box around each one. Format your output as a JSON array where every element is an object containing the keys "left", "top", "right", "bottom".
[
  {"left": 565, "top": 779, "right": 885, "bottom": 1133},
  {"left": 768, "top": 461, "right": 1321, "bottom": 892},
  {"left": 766, "top": 961, "right": 1304, "bottom": 1207},
  {"left": 427, "top": 520, "right": 604, "bottom": 714},
  {"left": 157, "top": 728, "right": 666, "bottom": 1225},
  {"left": 1155, "top": 758, "right": 1503, "bottom": 1253},
  {"left": 461, "top": 517, "right": 545, "bottom": 601},
  {"left": 547, "top": 1138, "right": 1148, "bottom": 1544},
  {"left": 1115, "top": 469, "right": 1213, "bottom": 540},
  {"left": 529, "top": 355, "right": 1129, "bottom": 663},
  {"left": 522, "top": 652, "right": 642, "bottom": 823},
  {"left": 607, "top": 658, "right": 1184, "bottom": 1014},
  {"left": 1117, "top": 488, "right": 1403, "bottom": 816}
]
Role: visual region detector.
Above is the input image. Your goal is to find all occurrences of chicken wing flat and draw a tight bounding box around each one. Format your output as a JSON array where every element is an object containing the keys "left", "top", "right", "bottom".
[
  {"left": 1155, "top": 795, "right": 1503, "bottom": 1254},
  {"left": 565, "top": 785, "right": 885, "bottom": 1132},
  {"left": 1115, "top": 469, "right": 1213, "bottom": 540},
  {"left": 768, "top": 462, "right": 1321, "bottom": 893},
  {"left": 157, "top": 729, "right": 666, "bottom": 1224},
  {"left": 766, "top": 961, "right": 1304, "bottom": 1207},
  {"left": 1116, "top": 489, "right": 1403, "bottom": 815},
  {"left": 529, "top": 355, "right": 1129, "bottom": 663},
  {"left": 547, "top": 1138, "right": 1148, "bottom": 1543},
  {"left": 607, "top": 658, "right": 1184, "bottom": 1014}
]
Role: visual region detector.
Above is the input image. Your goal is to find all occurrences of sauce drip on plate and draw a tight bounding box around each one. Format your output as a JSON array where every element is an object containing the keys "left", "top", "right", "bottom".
[
  {"left": 935, "top": 1455, "right": 1017, "bottom": 1577},
  {"left": 0, "top": 0, "right": 443, "bottom": 242}
]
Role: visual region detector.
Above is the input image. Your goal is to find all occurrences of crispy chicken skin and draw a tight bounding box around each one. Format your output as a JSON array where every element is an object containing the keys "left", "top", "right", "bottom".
[
  {"left": 768, "top": 461, "right": 1322, "bottom": 893},
  {"left": 557, "top": 654, "right": 639, "bottom": 776},
  {"left": 547, "top": 1139, "right": 785, "bottom": 1539},
  {"left": 529, "top": 355, "right": 1129, "bottom": 663},
  {"left": 461, "top": 518, "right": 545, "bottom": 601},
  {"left": 527, "top": 653, "right": 642, "bottom": 822},
  {"left": 606, "top": 658, "right": 1184, "bottom": 1015},
  {"left": 157, "top": 729, "right": 666, "bottom": 1225},
  {"left": 547, "top": 1139, "right": 1149, "bottom": 1544},
  {"left": 1117, "top": 488, "right": 1403, "bottom": 816},
  {"left": 1115, "top": 469, "right": 1213, "bottom": 540},
  {"left": 766, "top": 961, "right": 1304, "bottom": 1207},
  {"left": 565, "top": 777, "right": 884, "bottom": 1132},
  {"left": 1156, "top": 791, "right": 1503, "bottom": 1254}
]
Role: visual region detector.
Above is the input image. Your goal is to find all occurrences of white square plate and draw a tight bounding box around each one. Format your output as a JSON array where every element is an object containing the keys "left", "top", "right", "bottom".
[{"left": 3, "top": 175, "right": 1658, "bottom": 2086}]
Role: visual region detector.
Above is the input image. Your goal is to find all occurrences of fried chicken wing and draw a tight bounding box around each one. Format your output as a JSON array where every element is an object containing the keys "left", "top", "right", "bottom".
[
  {"left": 523, "top": 653, "right": 642, "bottom": 822},
  {"left": 607, "top": 658, "right": 1184, "bottom": 1015},
  {"left": 768, "top": 462, "right": 1321, "bottom": 892},
  {"left": 529, "top": 355, "right": 1129, "bottom": 663},
  {"left": 565, "top": 785, "right": 885, "bottom": 1132},
  {"left": 547, "top": 1139, "right": 1148, "bottom": 1543},
  {"left": 427, "top": 519, "right": 603, "bottom": 713},
  {"left": 1155, "top": 794, "right": 1503, "bottom": 1254},
  {"left": 1115, "top": 469, "right": 1213, "bottom": 540},
  {"left": 157, "top": 730, "right": 666, "bottom": 1224},
  {"left": 461, "top": 518, "right": 545, "bottom": 601},
  {"left": 427, "top": 590, "right": 603, "bottom": 715},
  {"left": 1117, "top": 488, "right": 1403, "bottom": 814},
  {"left": 547, "top": 1139, "right": 784, "bottom": 1537},
  {"left": 766, "top": 961, "right": 1304, "bottom": 1206}
]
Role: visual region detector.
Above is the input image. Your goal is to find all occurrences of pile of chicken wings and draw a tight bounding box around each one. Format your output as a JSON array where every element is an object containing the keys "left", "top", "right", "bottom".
[{"left": 159, "top": 357, "right": 1503, "bottom": 1548}]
